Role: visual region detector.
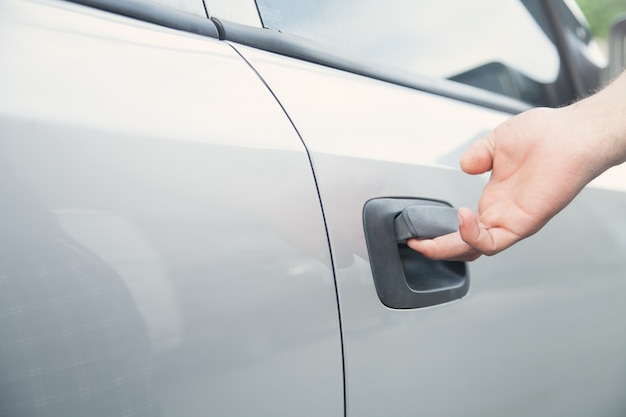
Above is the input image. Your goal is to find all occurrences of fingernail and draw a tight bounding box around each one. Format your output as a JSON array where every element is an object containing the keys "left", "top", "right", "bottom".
[{"left": 457, "top": 211, "right": 464, "bottom": 226}]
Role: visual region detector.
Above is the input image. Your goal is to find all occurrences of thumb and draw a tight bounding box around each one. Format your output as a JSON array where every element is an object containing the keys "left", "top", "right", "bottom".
[{"left": 460, "top": 133, "right": 496, "bottom": 175}]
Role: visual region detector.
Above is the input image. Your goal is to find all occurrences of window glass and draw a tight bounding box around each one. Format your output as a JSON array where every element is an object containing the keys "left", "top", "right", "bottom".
[{"left": 256, "top": 0, "right": 562, "bottom": 105}]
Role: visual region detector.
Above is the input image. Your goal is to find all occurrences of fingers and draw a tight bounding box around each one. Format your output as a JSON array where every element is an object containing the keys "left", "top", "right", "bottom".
[
  {"left": 409, "top": 133, "right": 497, "bottom": 261},
  {"left": 457, "top": 207, "right": 522, "bottom": 256},
  {"left": 408, "top": 208, "right": 521, "bottom": 261},
  {"left": 407, "top": 208, "right": 480, "bottom": 261},
  {"left": 460, "top": 131, "right": 496, "bottom": 175},
  {"left": 407, "top": 233, "right": 482, "bottom": 262},
  {"left": 456, "top": 207, "right": 496, "bottom": 255}
]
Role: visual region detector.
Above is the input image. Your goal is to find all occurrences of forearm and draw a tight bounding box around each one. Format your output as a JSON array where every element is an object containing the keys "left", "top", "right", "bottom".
[{"left": 568, "top": 71, "right": 626, "bottom": 173}]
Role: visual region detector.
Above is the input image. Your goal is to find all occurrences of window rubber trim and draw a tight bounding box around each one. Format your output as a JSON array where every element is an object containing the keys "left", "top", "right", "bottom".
[
  {"left": 212, "top": 18, "right": 531, "bottom": 114},
  {"left": 65, "top": 0, "right": 220, "bottom": 39},
  {"left": 61, "top": 0, "right": 529, "bottom": 114}
]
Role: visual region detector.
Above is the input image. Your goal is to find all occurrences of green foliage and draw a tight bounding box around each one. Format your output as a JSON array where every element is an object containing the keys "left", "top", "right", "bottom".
[{"left": 576, "top": 0, "right": 626, "bottom": 39}]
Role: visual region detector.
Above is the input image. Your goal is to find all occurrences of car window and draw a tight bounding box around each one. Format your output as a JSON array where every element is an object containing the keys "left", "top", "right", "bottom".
[{"left": 255, "top": 0, "right": 563, "bottom": 106}]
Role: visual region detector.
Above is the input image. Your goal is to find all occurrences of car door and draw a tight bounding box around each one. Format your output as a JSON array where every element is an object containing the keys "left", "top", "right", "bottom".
[
  {"left": 0, "top": 1, "right": 343, "bottom": 416},
  {"left": 211, "top": 1, "right": 626, "bottom": 416},
  {"left": 231, "top": 42, "right": 626, "bottom": 417}
]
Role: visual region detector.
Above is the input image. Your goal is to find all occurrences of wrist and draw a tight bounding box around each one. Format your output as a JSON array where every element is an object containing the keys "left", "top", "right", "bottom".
[{"left": 566, "top": 73, "right": 626, "bottom": 172}]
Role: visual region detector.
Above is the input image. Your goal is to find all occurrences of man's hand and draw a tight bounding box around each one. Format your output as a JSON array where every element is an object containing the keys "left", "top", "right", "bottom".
[{"left": 408, "top": 72, "right": 626, "bottom": 261}]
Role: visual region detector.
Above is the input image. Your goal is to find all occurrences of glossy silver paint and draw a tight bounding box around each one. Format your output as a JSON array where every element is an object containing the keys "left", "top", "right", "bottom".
[
  {"left": 235, "top": 45, "right": 626, "bottom": 416},
  {"left": 151, "top": 0, "right": 207, "bottom": 17},
  {"left": 3, "top": 0, "right": 626, "bottom": 416},
  {"left": 0, "top": 0, "right": 342, "bottom": 416}
]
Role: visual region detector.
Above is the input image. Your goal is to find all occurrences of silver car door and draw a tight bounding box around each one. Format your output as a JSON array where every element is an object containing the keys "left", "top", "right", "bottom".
[
  {"left": 0, "top": 1, "right": 343, "bottom": 416},
  {"left": 232, "top": 44, "right": 626, "bottom": 417}
]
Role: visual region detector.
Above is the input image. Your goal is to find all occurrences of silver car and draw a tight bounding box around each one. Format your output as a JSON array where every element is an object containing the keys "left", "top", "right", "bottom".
[{"left": 1, "top": 0, "right": 626, "bottom": 416}]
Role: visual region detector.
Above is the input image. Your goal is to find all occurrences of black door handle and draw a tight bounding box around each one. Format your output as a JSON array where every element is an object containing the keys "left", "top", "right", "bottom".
[
  {"left": 394, "top": 205, "right": 459, "bottom": 241},
  {"left": 363, "top": 198, "right": 469, "bottom": 309}
]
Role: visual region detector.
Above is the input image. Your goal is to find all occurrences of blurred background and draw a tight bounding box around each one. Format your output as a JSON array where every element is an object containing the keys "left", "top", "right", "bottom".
[{"left": 577, "top": 0, "right": 626, "bottom": 52}]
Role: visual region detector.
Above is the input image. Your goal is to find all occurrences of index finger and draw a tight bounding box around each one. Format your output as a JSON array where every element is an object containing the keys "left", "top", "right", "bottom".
[{"left": 407, "top": 232, "right": 482, "bottom": 262}]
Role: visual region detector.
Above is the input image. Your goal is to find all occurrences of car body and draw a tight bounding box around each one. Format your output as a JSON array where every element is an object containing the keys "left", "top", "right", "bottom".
[{"left": 1, "top": 0, "right": 626, "bottom": 416}]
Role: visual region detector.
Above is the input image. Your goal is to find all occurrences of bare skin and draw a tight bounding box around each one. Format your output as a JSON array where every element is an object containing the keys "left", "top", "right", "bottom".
[{"left": 408, "top": 71, "right": 626, "bottom": 261}]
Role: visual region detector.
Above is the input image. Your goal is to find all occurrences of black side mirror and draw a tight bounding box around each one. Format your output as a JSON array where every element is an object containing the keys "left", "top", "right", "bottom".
[{"left": 608, "top": 14, "right": 626, "bottom": 80}]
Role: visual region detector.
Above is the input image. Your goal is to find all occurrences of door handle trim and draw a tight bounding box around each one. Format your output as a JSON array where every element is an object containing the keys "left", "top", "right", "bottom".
[
  {"left": 363, "top": 198, "right": 469, "bottom": 309},
  {"left": 394, "top": 205, "right": 459, "bottom": 242}
]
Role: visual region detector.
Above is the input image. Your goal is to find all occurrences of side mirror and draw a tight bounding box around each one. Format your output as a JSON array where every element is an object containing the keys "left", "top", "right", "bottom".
[{"left": 608, "top": 14, "right": 626, "bottom": 80}]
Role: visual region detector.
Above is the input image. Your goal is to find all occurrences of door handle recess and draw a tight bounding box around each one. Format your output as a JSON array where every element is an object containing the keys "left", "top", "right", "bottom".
[{"left": 363, "top": 198, "right": 468, "bottom": 309}]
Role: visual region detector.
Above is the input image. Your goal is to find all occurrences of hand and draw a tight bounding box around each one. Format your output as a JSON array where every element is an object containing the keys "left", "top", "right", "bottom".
[{"left": 408, "top": 99, "right": 624, "bottom": 261}]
